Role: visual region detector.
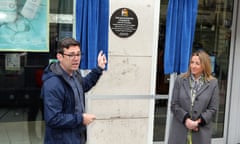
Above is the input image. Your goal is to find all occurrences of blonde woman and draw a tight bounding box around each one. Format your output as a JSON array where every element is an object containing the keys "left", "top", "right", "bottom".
[{"left": 168, "top": 50, "right": 219, "bottom": 144}]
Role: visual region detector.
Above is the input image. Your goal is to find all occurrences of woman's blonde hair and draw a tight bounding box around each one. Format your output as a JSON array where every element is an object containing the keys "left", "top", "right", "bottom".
[{"left": 182, "top": 50, "right": 215, "bottom": 81}]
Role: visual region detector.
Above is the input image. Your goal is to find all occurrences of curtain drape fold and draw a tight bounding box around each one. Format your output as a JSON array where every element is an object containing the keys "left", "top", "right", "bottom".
[
  {"left": 164, "top": 0, "right": 198, "bottom": 74},
  {"left": 76, "top": 0, "right": 109, "bottom": 69}
]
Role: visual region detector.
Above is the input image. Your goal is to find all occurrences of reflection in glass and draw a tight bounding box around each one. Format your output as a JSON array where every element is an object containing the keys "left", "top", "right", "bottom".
[
  {"left": 153, "top": 99, "right": 168, "bottom": 141},
  {"left": 154, "top": 0, "right": 233, "bottom": 141},
  {"left": 50, "top": 0, "right": 73, "bottom": 14},
  {"left": 0, "top": 0, "right": 74, "bottom": 143},
  {"left": 195, "top": 0, "right": 233, "bottom": 138}
]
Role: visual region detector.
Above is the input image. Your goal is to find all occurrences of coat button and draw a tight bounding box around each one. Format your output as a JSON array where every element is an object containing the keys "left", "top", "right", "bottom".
[{"left": 194, "top": 111, "right": 197, "bottom": 114}]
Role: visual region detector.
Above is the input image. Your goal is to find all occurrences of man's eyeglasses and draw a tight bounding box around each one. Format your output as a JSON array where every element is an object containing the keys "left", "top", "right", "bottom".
[{"left": 62, "top": 53, "right": 81, "bottom": 59}]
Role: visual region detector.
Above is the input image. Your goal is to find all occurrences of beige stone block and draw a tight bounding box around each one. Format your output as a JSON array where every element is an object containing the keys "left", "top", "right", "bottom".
[
  {"left": 109, "top": 0, "right": 155, "bottom": 56},
  {"left": 87, "top": 99, "right": 150, "bottom": 119},
  {"left": 87, "top": 118, "right": 148, "bottom": 144},
  {"left": 88, "top": 56, "right": 152, "bottom": 95}
]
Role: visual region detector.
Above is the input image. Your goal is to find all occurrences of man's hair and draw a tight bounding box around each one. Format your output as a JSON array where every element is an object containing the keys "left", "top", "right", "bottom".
[{"left": 57, "top": 38, "right": 80, "bottom": 54}]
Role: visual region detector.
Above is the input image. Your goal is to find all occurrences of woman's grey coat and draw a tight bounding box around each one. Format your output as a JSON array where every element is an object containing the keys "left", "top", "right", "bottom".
[{"left": 168, "top": 75, "right": 219, "bottom": 144}]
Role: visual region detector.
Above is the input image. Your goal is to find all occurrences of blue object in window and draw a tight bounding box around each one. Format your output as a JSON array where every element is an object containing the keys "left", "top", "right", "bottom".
[
  {"left": 75, "top": 0, "right": 109, "bottom": 70},
  {"left": 164, "top": 0, "right": 198, "bottom": 74}
]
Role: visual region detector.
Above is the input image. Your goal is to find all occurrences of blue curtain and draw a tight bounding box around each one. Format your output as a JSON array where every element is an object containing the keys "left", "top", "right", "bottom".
[
  {"left": 76, "top": 0, "right": 109, "bottom": 69},
  {"left": 164, "top": 0, "right": 198, "bottom": 74}
]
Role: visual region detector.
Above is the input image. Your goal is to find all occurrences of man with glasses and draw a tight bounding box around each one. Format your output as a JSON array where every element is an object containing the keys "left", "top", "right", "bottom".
[{"left": 41, "top": 37, "right": 107, "bottom": 144}]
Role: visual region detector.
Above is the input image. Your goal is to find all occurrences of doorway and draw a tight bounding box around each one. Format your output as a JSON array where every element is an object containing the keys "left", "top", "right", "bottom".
[{"left": 154, "top": 0, "right": 234, "bottom": 143}]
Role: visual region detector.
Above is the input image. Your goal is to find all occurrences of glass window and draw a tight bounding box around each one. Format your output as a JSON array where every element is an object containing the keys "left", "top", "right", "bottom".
[
  {"left": 49, "top": 23, "right": 73, "bottom": 58},
  {"left": 155, "top": 0, "right": 169, "bottom": 95},
  {"left": 50, "top": 0, "right": 74, "bottom": 14},
  {"left": 0, "top": 0, "right": 74, "bottom": 143},
  {"left": 154, "top": 0, "right": 233, "bottom": 142},
  {"left": 154, "top": 0, "right": 169, "bottom": 141},
  {"left": 195, "top": 0, "right": 233, "bottom": 138}
]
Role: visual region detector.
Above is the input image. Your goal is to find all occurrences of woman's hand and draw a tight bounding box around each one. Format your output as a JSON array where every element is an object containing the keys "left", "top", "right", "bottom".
[{"left": 185, "top": 118, "right": 201, "bottom": 131}]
